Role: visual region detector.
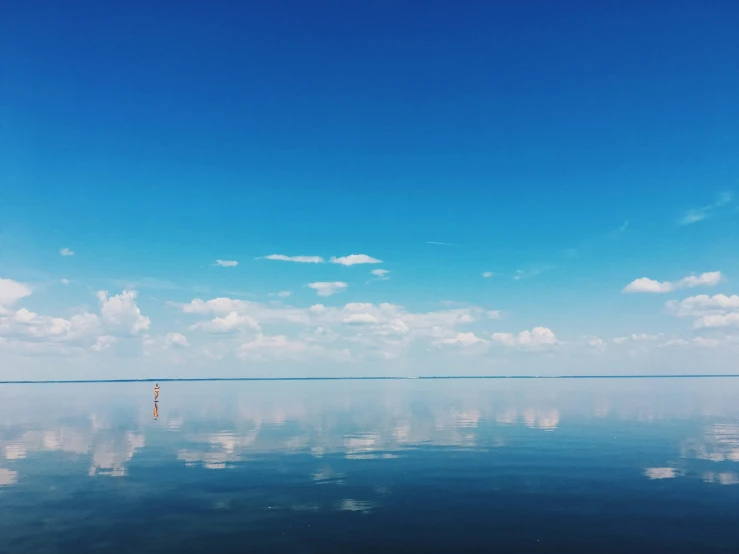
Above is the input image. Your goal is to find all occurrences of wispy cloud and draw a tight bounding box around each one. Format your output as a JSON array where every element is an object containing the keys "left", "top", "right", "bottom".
[
  {"left": 679, "top": 192, "right": 733, "bottom": 225},
  {"left": 623, "top": 271, "right": 722, "bottom": 293},
  {"left": 371, "top": 269, "right": 390, "bottom": 281},
  {"left": 607, "top": 220, "right": 629, "bottom": 238},
  {"left": 261, "top": 254, "right": 325, "bottom": 263},
  {"left": 426, "top": 241, "right": 458, "bottom": 247},
  {"left": 214, "top": 260, "right": 238, "bottom": 267},
  {"left": 330, "top": 254, "right": 382, "bottom": 266},
  {"left": 60, "top": 247, "right": 75, "bottom": 256},
  {"left": 307, "top": 282, "right": 348, "bottom": 297},
  {"left": 482, "top": 272, "right": 495, "bottom": 278},
  {"left": 513, "top": 266, "right": 552, "bottom": 280}
]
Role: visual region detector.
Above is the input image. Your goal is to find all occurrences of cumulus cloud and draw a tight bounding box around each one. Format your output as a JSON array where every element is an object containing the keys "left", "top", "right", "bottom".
[
  {"left": 330, "top": 255, "right": 382, "bottom": 266},
  {"left": 0, "top": 278, "right": 32, "bottom": 311},
  {"left": 623, "top": 271, "right": 722, "bottom": 293},
  {"left": 180, "top": 297, "right": 501, "bottom": 361},
  {"left": 189, "top": 312, "right": 260, "bottom": 334},
  {"left": 97, "top": 290, "right": 151, "bottom": 334},
  {"left": 308, "top": 282, "right": 348, "bottom": 297},
  {"left": 694, "top": 313, "right": 739, "bottom": 329},
  {"left": 491, "top": 327, "right": 557, "bottom": 348},
  {"left": 261, "top": 254, "right": 324, "bottom": 263},
  {"left": 666, "top": 294, "right": 739, "bottom": 317},
  {"left": 92, "top": 335, "right": 118, "bottom": 352},
  {"left": 665, "top": 294, "right": 739, "bottom": 330},
  {"left": 0, "top": 286, "right": 151, "bottom": 355},
  {"left": 60, "top": 248, "right": 75, "bottom": 256},
  {"left": 165, "top": 333, "right": 189, "bottom": 348},
  {"left": 0, "top": 309, "right": 100, "bottom": 343},
  {"left": 214, "top": 260, "right": 238, "bottom": 267}
]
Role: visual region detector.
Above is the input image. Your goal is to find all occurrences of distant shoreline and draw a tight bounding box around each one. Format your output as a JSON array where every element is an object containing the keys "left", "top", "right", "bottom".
[{"left": 2, "top": 375, "right": 739, "bottom": 384}]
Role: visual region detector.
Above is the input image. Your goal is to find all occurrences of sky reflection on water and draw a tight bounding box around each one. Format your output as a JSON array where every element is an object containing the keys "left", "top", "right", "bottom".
[{"left": 2, "top": 379, "right": 739, "bottom": 552}]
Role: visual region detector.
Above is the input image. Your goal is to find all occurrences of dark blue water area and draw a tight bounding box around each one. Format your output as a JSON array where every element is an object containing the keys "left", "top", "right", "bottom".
[{"left": 2, "top": 379, "right": 739, "bottom": 552}]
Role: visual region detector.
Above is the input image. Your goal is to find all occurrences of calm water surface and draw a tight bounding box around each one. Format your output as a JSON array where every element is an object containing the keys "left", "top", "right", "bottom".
[{"left": 2, "top": 378, "right": 739, "bottom": 552}]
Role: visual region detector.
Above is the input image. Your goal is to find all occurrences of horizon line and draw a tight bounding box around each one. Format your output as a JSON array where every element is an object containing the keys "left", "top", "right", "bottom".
[{"left": 2, "top": 374, "right": 739, "bottom": 384}]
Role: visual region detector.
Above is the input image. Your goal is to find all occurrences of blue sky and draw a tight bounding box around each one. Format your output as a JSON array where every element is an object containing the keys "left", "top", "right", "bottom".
[{"left": 1, "top": 1, "right": 738, "bottom": 379}]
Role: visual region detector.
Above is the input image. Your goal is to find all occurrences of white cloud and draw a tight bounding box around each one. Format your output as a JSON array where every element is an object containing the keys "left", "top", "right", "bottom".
[
  {"left": 666, "top": 294, "right": 739, "bottom": 317},
  {"left": 342, "top": 313, "right": 379, "bottom": 325},
  {"left": 371, "top": 269, "right": 390, "bottom": 280},
  {"left": 98, "top": 290, "right": 151, "bottom": 334},
  {"left": 214, "top": 260, "right": 238, "bottom": 267},
  {"left": 482, "top": 272, "right": 494, "bottom": 278},
  {"left": 236, "top": 334, "right": 347, "bottom": 362},
  {"left": 261, "top": 254, "right": 324, "bottom": 263},
  {"left": 189, "top": 311, "right": 260, "bottom": 334},
  {"left": 611, "top": 333, "right": 661, "bottom": 344},
  {"left": 179, "top": 297, "right": 500, "bottom": 362},
  {"left": 0, "top": 309, "right": 100, "bottom": 342},
  {"left": 694, "top": 313, "right": 739, "bottom": 329},
  {"left": 181, "top": 297, "right": 311, "bottom": 325},
  {"left": 0, "top": 286, "right": 155, "bottom": 358},
  {"left": 60, "top": 247, "right": 75, "bottom": 256},
  {"left": 692, "top": 337, "right": 721, "bottom": 348},
  {"left": 60, "top": 279, "right": 70, "bottom": 286},
  {"left": 426, "top": 241, "right": 457, "bottom": 247},
  {"left": 165, "top": 333, "right": 189, "bottom": 348},
  {"left": 657, "top": 336, "right": 732, "bottom": 348},
  {"left": 92, "top": 335, "right": 118, "bottom": 352},
  {"left": 0, "top": 278, "right": 32, "bottom": 311},
  {"left": 308, "top": 282, "right": 348, "bottom": 297},
  {"left": 330, "top": 254, "right": 382, "bottom": 266},
  {"left": 492, "top": 327, "right": 557, "bottom": 348},
  {"left": 623, "top": 271, "right": 722, "bottom": 293},
  {"left": 665, "top": 293, "right": 739, "bottom": 330},
  {"left": 437, "top": 332, "right": 487, "bottom": 346},
  {"left": 277, "top": 291, "right": 292, "bottom": 297},
  {"left": 658, "top": 338, "right": 689, "bottom": 348}
]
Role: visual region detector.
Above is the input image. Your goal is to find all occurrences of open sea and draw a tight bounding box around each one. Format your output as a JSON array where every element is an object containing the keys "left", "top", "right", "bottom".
[{"left": 2, "top": 377, "right": 739, "bottom": 552}]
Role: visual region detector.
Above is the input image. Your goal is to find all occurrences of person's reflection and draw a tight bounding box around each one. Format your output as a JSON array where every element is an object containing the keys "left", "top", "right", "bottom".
[{"left": 153, "top": 401, "right": 159, "bottom": 420}]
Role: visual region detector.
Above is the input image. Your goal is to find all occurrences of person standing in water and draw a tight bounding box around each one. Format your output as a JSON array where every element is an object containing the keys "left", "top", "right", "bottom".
[{"left": 154, "top": 383, "right": 160, "bottom": 401}]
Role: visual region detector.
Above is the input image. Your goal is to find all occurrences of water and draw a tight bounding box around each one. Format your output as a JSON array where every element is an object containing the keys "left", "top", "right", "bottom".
[{"left": 2, "top": 378, "right": 739, "bottom": 552}]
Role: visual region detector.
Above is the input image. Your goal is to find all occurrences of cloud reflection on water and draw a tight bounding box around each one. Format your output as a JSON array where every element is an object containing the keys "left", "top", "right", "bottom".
[{"left": 1, "top": 379, "right": 739, "bottom": 487}]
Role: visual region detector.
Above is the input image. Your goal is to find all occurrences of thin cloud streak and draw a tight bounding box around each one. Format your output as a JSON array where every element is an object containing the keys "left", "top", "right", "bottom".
[{"left": 679, "top": 192, "right": 733, "bottom": 226}]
